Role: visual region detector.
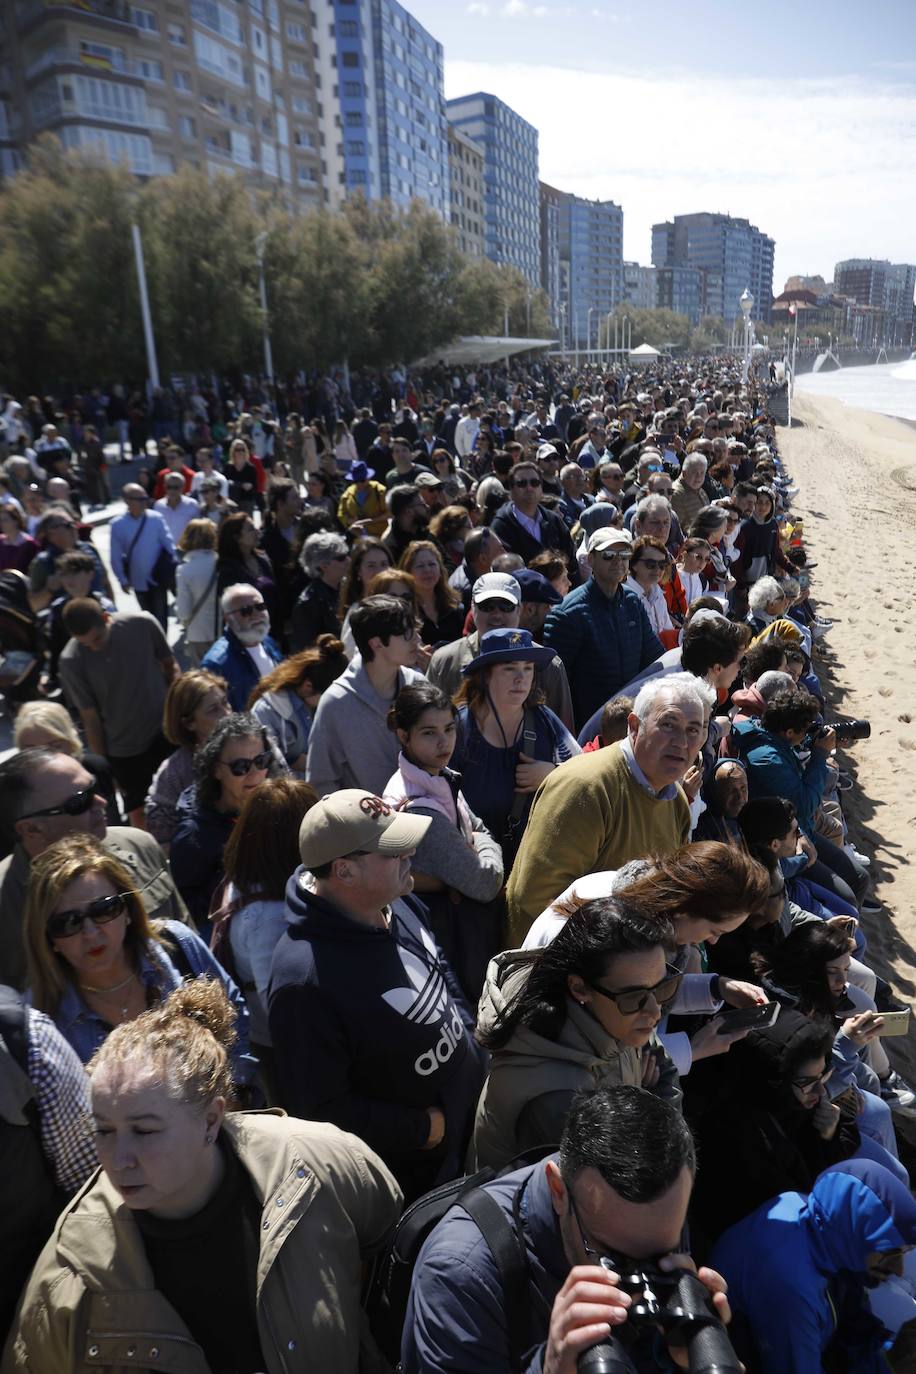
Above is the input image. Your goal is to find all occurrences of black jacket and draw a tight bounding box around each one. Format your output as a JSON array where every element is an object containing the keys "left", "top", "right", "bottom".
[
  {"left": 269, "top": 879, "right": 487, "bottom": 1202},
  {"left": 290, "top": 578, "right": 340, "bottom": 652},
  {"left": 489, "top": 502, "right": 577, "bottom": 578}
]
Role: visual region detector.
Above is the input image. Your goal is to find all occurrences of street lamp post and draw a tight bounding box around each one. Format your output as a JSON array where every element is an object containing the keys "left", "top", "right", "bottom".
[
  {"left": 587, "top": 308, "right": 597, "bottom": 363},
  {"left": 130, "top": 222, "right": 159, "bottom": 392},
  {"left": 739, "top": 288, "right": 754, "bottom": 382},
  {"left": 254, "top": 232, "right": 275, "bottom": 387}
]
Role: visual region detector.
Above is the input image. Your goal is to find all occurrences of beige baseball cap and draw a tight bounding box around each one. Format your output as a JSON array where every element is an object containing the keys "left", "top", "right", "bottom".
[
  {"left": 587, "top": 527, "right": 633, "bottom": 554},
  {"left": 299, "top": 789, "right": 431, "bottom": 868}
]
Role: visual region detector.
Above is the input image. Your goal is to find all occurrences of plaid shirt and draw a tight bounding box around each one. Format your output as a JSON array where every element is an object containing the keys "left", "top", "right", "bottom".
[{"left": 27, "top": 1009, "right": 97, "bottom": 1194}]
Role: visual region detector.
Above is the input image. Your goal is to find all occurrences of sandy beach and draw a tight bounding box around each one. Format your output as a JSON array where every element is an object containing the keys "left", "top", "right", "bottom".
[{"left": 780, "top": 392, "right": 916, "bottom": 1076}]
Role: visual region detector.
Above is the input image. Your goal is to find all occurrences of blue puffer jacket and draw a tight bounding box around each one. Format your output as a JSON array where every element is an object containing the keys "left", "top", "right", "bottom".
[
  {"left": 732, "top": 717, "right": 828, "bottom": 836},
  {"left": 542, "top": 579, "right": 663, "bottom": 729},
  {"left": 711, "top": 1160, "right": 916, "bottom": 1374}
]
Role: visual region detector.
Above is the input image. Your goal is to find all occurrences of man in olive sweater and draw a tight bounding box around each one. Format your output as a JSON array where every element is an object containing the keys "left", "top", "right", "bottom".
[{"left": 506, "top": 674, "right": 713, "bottom": 942}]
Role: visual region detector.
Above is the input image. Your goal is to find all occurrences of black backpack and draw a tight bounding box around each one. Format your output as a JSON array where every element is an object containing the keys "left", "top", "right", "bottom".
[
  {"left": 366, "top": 1158, "right": 543, "bottom": 1372},
  {"left": 0, "top": 986, "right": 67, "bottom": 1336}
]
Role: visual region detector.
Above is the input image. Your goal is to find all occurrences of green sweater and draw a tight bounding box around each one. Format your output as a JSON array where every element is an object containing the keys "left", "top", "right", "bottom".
[{"left": 506, "top": 744, "right": 691, "bottom": 943}]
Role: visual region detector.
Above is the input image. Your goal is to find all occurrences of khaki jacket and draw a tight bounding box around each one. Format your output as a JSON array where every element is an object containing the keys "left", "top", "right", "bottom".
[{"left": 3, "top": 1113, "right": 403, "bottom": 1374}]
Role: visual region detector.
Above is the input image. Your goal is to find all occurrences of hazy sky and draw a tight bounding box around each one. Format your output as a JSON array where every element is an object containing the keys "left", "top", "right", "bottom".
[{"left": 407, "top": 0, "right": 916, "bottom": 293}]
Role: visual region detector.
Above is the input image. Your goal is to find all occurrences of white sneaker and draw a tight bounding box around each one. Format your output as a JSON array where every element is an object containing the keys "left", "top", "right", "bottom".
[
  {"left": 844, "top": 843, "right": 871, "bottom": 868},
  {"left": 880, "top": 1072, "right": 916, "bottom": 1116}
]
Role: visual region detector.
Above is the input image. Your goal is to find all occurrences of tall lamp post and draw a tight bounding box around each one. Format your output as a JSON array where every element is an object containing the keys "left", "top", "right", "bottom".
[
  {"left": 740, "top": 288, "right": 754, "bottom": 382},
  {"left": 587, "top": 308, "right": 597, "bottom": 363},
  {"left": 254, "top": 232, "right": 275, "bottom": 387},
  {"left": 605, "top": 310, "right": 614, "bottom": 366}
]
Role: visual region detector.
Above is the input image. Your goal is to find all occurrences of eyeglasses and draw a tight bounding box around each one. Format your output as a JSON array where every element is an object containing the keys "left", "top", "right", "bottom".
[
  {"left": 47, "top": 892, "right": 128, "bottom": 942},
  {"left": 329, "top": 553, "right": 349, "bottom": 563},
  {"left": 219, "top": 750, "right": 272, "bottom": 777},
  {"left": 791, "top": 1067, "right": 833, "bottom": 1091},
  {"left": 230, "top": 602, "right": 267, "bottom": 618},
  {"left": 19, "top": 783, "right": 99, "bottom": 821},
  {"left": 586, "top": 964, "right": 682, "bottom": 1016},
  {"left": 512, "top": 478, "right": 541, "bottom": 489},
  {"left": 598, "top": 550, "right": 631, "bottom": 563}
]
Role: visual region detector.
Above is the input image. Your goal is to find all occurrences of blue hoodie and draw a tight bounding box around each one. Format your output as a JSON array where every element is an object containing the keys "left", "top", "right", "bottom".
[
  {"left": 711, "top": 1160, "right": 916, "bottom": 1374},
  {"left": 268, "top": 870, "right": 487, "bottom": 1200}
]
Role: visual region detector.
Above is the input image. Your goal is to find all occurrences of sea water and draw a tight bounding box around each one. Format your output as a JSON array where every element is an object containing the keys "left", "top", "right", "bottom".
[{"left": 796, "top": 360, "right": 916, "bottom": 422}]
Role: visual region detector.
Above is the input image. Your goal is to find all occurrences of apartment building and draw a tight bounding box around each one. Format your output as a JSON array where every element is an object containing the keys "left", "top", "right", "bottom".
[
  {"left": 1, "top": 0, "right": 326, "bottom": 204},
  {"left": 652, "top": 212, "right": 775, "bottom": 323},
  {"left": 448, "top": 123, "right": 484, "bottom": 257},
  {"left": 447, "top": 91, "right": 539, "bottom": 286}
]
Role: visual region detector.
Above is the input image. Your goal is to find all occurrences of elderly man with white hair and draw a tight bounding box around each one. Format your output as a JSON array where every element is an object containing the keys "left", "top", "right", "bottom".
[
  {"left": 290, "top": 530, "right": 350, "bottom": 651},
  {"left": 200, "top": 582, "right": 282, "bottom": 710},
  {"left": 630, "top": 492, "right": 683, "bottom": 556},
  {"left": 670, "top": 453, "right": 710, "bottom": 529},
  {"left": 506, "top": 672, "right": 712, "bottom": 940}
]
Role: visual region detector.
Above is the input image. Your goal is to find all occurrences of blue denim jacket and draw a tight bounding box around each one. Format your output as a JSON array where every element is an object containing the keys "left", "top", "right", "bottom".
[{"left": 53, "top": 919, "right": 256, "bottom": 1083}]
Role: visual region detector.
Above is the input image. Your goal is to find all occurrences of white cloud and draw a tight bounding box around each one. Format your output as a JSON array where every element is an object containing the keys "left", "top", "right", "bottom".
[
  {"left": 501, "top": 0, "right": 549, "bottom": 15},
  {"left": 467, "top": 1, "right": 490, "bottom": 11},
  {"left": 443, "top": 58, "right": 916, "bottom": 288}
]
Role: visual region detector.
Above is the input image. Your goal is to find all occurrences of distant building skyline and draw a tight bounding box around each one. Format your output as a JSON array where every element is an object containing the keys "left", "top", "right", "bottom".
[{"left": 652, "top": 212, "right": 775, "bottom": 323}]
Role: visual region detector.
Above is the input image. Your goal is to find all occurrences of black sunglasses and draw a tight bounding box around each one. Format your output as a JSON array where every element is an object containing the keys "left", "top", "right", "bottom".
[
  {"left": 586, "top": 964, "right": 682, "bottom": 1016},
  {"left": 220, "top": 750, "right": 272, "bottom": 777},
  {"left": 232, "top": 602, "right": 266, "bottom": 618},
  {"left": 512, "top": 477, "right": 541, "bottom": 488},
  {"left": 19, "top": 782, "right": 98, "bottom": 822},
  {"left": 47, "top": 892, "right": 128, "bottom": 942}
]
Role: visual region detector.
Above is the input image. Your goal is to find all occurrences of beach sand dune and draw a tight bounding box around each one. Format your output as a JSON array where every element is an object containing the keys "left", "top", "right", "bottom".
[{"left": 781, "top": 393, "right": 916, "bottom": 1079}]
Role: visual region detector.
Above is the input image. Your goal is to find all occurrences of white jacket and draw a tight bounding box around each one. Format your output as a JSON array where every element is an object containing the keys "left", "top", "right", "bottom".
[{"left": 175, "top": 548, "right": 219, "bottom": 644}]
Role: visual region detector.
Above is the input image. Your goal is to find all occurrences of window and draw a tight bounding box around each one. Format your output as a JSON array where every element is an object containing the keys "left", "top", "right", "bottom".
[
  {"left": 345, "top": 111, "right": 362, "bottom": 127},
  {"left": 349, "top": 169, "right": 367, "bottom": 184},
  {"left": 261, "top": 139, "right": 277, "bottom": 176},
  {"left": 193, "top": 31, "right": 245, "bottom": 86},
  {"left": 286, "top": 21, "right": 306, "bottom": 41},
  {"left": 191, "top": 0, "right": 243, "bottom": 44},
  {"left": 341, "top": 52, "right": 359, "bottom": 67},
  {"left": 339, "top": 20, "right": 358, "bottom": 36},
  {"left": 251, "top": 25, "right": 265, "bottom": 50},
  {"left": 294, "top": 128, "right": 313, "bottom": 147},
  {"left": 60, "top": 125, "right": 153, "bottom": 175},
  {"left": 179, "top": 115, "right": 196, "bottom": 138},
  {"left": 297, "top": 163, "right": 317, "bottom": 184},
  {"left": 289, "top": 60, "right": 307, "bottom": 77},
  {"left": 174, "top": 69, "right": 192, "bottom": 92},
  {"left": 291, "top": 95, "right": 311, "bottom": 114},
  {"left": 167, "top": 23, "right": 186, "bottom": 46},
  {"left": 130, "top": 6, "right": 158, "bottom": 32},
  {"left": 134, "top": 58, "right": 163, "bottom": 81},
  {"left": 347, "top": 140, "right": 365, "bottom": 155},
  {"left": 79, "top": 39, "right": 124, "bottom": 67},
  {"left": 343, "top": 81, "right": 361, "bottom": 97},
  {"left": 254, "top": 63, "right": 271, "bottom": 99}
]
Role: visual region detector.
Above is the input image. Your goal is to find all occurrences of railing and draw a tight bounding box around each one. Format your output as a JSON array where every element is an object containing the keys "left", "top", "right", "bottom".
[{"left": 25, "top": 46, "right": 155, "bottom": 81}]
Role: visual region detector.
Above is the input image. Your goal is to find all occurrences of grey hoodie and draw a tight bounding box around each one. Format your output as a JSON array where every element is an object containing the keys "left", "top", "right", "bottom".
[
  {"left": 469, "top": 950, "right": 680, "bottom": 1172},
  {"left": 305, "top": 655, "right": 425, "bottom": 797}
]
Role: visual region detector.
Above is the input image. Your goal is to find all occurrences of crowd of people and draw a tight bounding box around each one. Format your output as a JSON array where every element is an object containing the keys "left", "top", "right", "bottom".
[{"left": 1, "top": 353, "right": 915, "bottom": 1374}]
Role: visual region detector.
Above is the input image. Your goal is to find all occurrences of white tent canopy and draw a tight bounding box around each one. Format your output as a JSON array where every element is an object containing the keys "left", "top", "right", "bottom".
[
  {"left": 412, "top": 335, "right": 557, "bottom": 367},
  {"left": 628, "top": 342, "right": 661, "bottom": 363}
]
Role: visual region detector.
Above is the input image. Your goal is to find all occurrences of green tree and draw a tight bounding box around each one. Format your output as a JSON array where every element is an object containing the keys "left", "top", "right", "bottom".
[
  {"left": 0, "top": 137, "right": 142, "bottom": 389},
  {"left": 689, "top": 315, "right": 727, "bottom": 352},
  {"left": 138, "top": 167, "right": 262, "bottom": 374}
]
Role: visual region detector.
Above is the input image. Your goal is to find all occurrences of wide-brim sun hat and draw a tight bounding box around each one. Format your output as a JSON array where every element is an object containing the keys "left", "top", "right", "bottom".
[{"left": 461, "top": 627, "right": 556, "bottom": 676}]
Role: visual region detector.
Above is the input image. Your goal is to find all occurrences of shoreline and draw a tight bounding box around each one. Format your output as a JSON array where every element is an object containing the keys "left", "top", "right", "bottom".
[{"left": 779, "top": 393, "right": 916, "bottom": 1074}]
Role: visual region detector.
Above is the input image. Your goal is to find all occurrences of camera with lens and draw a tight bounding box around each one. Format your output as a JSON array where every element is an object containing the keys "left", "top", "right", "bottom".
[
  {"left": 577, "top": 1259, "right": 742, "bottom": 1374},
  {"left": 807, "top": 718, "right": 871, "bottom": 747}
]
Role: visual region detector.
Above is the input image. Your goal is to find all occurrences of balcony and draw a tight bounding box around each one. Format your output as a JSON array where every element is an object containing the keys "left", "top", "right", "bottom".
[
  {"left": 16, "top": 0, "right": 140, "bottom": 36},
  {"left": 25, "top": 46, "right": 151, "bottom": 82}
]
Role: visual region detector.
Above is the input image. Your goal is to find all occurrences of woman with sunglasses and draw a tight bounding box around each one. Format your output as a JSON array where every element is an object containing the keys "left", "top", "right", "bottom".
[
  {"left": 624, "top": 534, "right": 676, "bottom": 638},
  {"left": 470, "top": 897, "right": 681, "bottom": 1171},
  {"left": 22, "top": 833, "right": 254, "bottom": 1085},
  {"left": 170, "top": 713, "right": 286, "bottom": 927}
]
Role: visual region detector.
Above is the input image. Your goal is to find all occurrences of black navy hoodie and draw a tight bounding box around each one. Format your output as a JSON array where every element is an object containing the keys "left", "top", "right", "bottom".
[{"left": 268, "top": 868, "right": 488, "bottom": 1200}]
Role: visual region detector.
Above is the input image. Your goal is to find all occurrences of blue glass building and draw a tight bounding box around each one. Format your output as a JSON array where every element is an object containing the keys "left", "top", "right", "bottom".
[
  {"left": 447, "top": 92, "right": 539, "bottom": 286},
  {"left": 331, "top": 0, "right": 447, "bottom": 214}
]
